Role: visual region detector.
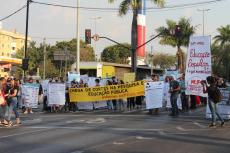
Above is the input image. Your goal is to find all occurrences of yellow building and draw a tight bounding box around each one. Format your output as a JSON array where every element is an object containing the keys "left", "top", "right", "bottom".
[{"left": 0, "top": 28, "right": 31, "bottom": 77}]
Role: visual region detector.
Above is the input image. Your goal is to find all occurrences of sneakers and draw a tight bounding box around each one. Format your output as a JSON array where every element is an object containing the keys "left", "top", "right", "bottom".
[
  {"left": 30, "top": 111, "right": 34, "bottom": 114},
  {"left": 24, "top": 110, "right": 28, "bottom": 114},
  {"left": 221, "top": 122, "right": 225, "bottom": 127},
  {"left": 208, "top": 124, "right": 216, "bottom": 128}
]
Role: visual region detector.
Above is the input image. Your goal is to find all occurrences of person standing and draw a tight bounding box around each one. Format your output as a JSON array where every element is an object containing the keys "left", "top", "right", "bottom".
[
  {"left": 179, "top": 74, "right": 189, "bottom": 112},
  {"left": 0, "top": 77, "right": 10, "bottom": 126},
  {"left": 7, "top": 79, "right": 21, "bottom": 125},
  {"left": 111, "top": 76, "right": 118, "bottom": 110},
  {"left": 169, "top": 76, "right": 180, "bottom": 117},
  {"left": 201, "top": 76, "right": 225, "bottom": 127}
]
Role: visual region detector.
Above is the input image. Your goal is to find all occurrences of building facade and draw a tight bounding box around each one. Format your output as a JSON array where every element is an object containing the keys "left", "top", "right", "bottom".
[{"left": 0, "top": 28, "right": 31, "bottom": 77}]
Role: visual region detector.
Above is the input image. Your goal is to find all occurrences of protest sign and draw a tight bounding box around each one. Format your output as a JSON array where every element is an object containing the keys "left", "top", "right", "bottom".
[
  {"left": 68, "top": 72, "right": 80, "bottom": 83},
  {"left": 21, "top": 83, "right": 39, "bottom": 108},
  {"left": 145, "top": 81, "right": 164, "bottom": 109},
  {"left": 48, "top": 83, "right": 66, "bottom": 105},
  {"left": 69, "top": 80, "right": 144, "bottom": 102},
  {"left": 185, "top": 36, "right": 211, "bottom": 97}
]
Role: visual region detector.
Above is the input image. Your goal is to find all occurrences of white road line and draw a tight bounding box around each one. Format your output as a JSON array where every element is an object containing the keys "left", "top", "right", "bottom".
[
  {"left": 113, "top": 142, "right": 125, "bottom": 145},
  {"left": 176, "top": 126, "right": 187, "bottom": 131},
  {"left": 136, "top": 136, "right": 153, "bottom": 140},
  {"left": 0, "top": 129, "right": 48, "bottom": 139},
  {"left": 193, "top": 122, "right": 207, "bottom": 128}
]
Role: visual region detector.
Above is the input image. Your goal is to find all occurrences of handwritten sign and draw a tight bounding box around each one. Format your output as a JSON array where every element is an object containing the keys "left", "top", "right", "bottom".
[{"left": 185, "top": 36, "right": 211, "bottom": 97}]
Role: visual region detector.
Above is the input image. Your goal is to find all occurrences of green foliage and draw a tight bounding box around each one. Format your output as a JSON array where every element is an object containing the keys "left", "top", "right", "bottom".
[
  {"left": 156, "top": 17, "right": 196, "bottom": 48},
  {"left": 147, "top": 53, "right": 176, "bottom": 69},
  {"left": 15, "top": 39, "right": 95, "bottom": 79},
  {"left": 156, "top": 17, "right": 196, "bottom": 72},
  {"left": 212, "top": 25, "right": 230, "bottom": 80},
  {"left": 101, "top": 43, "right": 131, "bottom": 64},
  {"left": 214, "top": 24, "right": 230, "bottom": 46}
]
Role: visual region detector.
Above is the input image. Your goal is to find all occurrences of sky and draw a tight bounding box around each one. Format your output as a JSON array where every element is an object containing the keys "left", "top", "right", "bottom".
[{"left": 0, "top": 0, "right": 230, "bottom": 58}]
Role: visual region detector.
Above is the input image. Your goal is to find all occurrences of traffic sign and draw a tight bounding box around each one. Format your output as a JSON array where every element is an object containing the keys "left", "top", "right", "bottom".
[{"left": 93, "top": 34, "right": 99, "bottom": 41}]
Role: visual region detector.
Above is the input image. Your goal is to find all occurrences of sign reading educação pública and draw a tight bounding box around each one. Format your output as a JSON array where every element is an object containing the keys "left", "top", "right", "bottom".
[{"left": 69, "top": 81, "right": 145, "bottom": 102}]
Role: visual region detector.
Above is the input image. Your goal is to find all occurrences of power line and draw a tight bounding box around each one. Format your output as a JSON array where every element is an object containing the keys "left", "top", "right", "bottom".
[
  {"left": 0, "top": 4, "right": 27, "bottom": 21},
  {"left": 0, "top": 0, "right": 227, "bottom": 22},
  {"left": 31, "top": 0, "right": 226, "bottom": 12}
]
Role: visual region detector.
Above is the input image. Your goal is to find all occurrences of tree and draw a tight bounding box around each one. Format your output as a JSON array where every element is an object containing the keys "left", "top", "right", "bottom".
[
  {"left": 55, "top": 39, "right": 95, "bottom": 62},
  {"left": 101, "top": 43, "right": 131, "bottom": 64},
  {"left": 212, "top": 25, "right": 230, "bottom": 80},
  {"left": 16, "top": 41, "right": 44, "bottom": 76},
  {"left": 15, "top": 39, "right": 96, "bottom": 79},
  {"left": 156, "top": 17, "right": 196, "bottom": 73},
  {"left": 214, "top": 25, "right": 230, "bottom": 46},
  {"left": 212, "top": 44, "right": 230, "bottom": 80},
  {"left": 108, "top": 0, "right": 164, "bottom": 71},
  {"left": 146, "top": 53, "right": 176, "bottom": 69}
]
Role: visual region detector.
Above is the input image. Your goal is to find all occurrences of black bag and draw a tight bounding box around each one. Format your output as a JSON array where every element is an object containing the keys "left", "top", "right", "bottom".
[{"left": 212, "top": 87, "right": 222, "bottom": 103}]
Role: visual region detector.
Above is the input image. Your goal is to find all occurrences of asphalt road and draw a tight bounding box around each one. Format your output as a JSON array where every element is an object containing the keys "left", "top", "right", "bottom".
[{"left": 0, "top": 108, "right": 230, "bottom": 153}]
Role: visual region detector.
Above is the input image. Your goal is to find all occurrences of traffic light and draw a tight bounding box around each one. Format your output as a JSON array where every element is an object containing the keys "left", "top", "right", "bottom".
[
  {"left": 175, "top": 25, "right": 182, "bottom": 37},
  {"left": 22, "top": 58, "right": 29, "bottom": 70},
  {"left": 85, "top": 29, "right": 91, "bottom": 44}
]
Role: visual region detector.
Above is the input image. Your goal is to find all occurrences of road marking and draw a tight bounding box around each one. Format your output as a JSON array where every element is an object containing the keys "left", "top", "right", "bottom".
[
  {"left": 193, "top": 122, "right": 207, "bottom": 128},
  {"left": 136, "top": 136, "right": 153, "bottom": 140},
  {"left": 66, "top": 120, "right": 85, "bottom": 124},
  {"left": 22, "top": 118, "right": 42, "bottom": 124},
  {"left": 176, "top": 126, "right": 187, "bottom": 131},
  {"left": 0, "top": 129, "right": 48, "bottom": 139},
  {"left": 86, "top": 118, "right": 106, "bottom": 124},
  {"left": 113, "top": 142, "right": 125, "bottom": 145}
]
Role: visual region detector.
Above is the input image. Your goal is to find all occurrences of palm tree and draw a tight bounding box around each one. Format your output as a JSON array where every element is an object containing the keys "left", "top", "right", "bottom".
[
  {"left": 108, "top": 0, "right": 165, "bottom": 73},
  {"left": 156, "top": 17, "right": 196, "bottom": 73},
  {"left": 214, "top": 25, "right": 230, "bottom": 46}
]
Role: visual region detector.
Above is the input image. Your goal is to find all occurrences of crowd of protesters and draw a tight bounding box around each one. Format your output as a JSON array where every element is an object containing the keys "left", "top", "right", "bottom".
[
  {"left": 0, "top": 76, "right": 43, "bottom": 127},
  {"left": 0, "top": 73, "right": 229, "bottom": 128}
]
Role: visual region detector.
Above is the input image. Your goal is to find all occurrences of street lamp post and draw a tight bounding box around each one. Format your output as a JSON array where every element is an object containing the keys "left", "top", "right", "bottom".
[
  {"left": 76, "top": 0, "right": 80, "bottom": 74},
  {"left": 91, "top": 16, "right": 102, "bottom": 61},
  {"left": 198, "top": 9, "right": 210, "bottom": 36}
]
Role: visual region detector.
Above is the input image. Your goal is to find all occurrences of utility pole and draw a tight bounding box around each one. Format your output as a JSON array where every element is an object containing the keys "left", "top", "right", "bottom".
[
  {"left": 43, "top": 38, "right": 46, "bottom": 80},
  {"left": 76, "top": 0, "right": 80, "bottom": 74},
  {"left": 65, "top": 47, "right": 68, "bottom": 82},
  {"left": 23, "top": 0, "right": 31, "bottom": 81},
  {"left": 198, "top": 9, "right": 210, "bottom": 36}
]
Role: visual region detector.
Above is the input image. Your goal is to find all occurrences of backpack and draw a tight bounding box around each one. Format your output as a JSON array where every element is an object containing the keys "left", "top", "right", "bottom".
[{"left": 212, "top": 87, "right": 222, "bottom": 103}]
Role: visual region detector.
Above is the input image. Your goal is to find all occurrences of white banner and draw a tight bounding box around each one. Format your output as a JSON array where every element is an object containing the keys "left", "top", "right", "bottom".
[
  {"left": 48, "top": 83, "right": 66, "bottom": 105},
  {"left": 21, "top": 83, "right": 39, "bottom": 108},
  {"left": 93, "top": 101, "right": 108, "bottom": 109},
  {"left": 77, "top": 102, "right": 94, "bottom": 110},
  {"left": 185, "top": 36, "right": 211, "bottom": 97},
  {"left": 145, "top": 81, "right": 164, "bottom": 109}
]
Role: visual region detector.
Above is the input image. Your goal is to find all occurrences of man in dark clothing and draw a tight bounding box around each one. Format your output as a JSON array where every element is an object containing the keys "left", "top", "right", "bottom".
[{"left": 169, "top": 77, "right": 180, "bottom": 116}]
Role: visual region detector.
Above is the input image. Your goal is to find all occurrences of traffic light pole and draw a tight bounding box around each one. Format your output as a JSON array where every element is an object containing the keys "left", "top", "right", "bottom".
[
  {"left": 97, "top": 29, "right": 166, "bottom": 79},
  {"left": 23, "top": 0, "right": 31, "bottom": 81}
]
